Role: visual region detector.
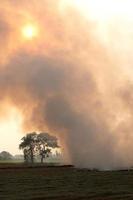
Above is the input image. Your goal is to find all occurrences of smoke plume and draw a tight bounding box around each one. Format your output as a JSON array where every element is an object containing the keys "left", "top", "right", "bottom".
[{"left": 0, "top": 0, "right": 133, "bottom": 169}]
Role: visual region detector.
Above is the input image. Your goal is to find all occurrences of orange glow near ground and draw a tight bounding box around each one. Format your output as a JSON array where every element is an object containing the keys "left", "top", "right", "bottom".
[{"left": 0, "top": 107, "right": 23, "bottom": 155}]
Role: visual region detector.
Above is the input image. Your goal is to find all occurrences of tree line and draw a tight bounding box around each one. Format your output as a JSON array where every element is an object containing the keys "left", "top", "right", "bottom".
[{"left": 19, "top": 132, "right": 59, "bottom": 164}]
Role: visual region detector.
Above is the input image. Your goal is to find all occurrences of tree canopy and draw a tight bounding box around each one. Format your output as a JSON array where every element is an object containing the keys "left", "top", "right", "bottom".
[{"left": 19, "top": 132, "right": 59, "bottom": 163}]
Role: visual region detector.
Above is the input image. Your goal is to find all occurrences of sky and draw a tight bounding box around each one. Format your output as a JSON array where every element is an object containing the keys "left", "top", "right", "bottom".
[{"left": 1, "top": 0, "right": 133, "bottom": 169}]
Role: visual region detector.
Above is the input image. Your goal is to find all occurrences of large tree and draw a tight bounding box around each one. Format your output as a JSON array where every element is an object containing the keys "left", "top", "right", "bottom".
[
  {"left": 37, "top": 132, "right": 59, "bottom": 163},
  {"left": 19, "top": 132, "right": 59, "bottom": 164},
  {"left": 19, "top": 132, "right": 37, "bottom": 163}
]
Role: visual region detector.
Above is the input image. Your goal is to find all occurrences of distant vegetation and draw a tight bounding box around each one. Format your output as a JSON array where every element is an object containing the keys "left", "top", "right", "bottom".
[
  {"left": 0, "top": 151, "right": 13, "bottom": 160},
  {"left": 0, "top": 151, "right": 23, "bottom": 161},
  {"left": 19, "top": 132, "right": 59, "bottom": 164}
]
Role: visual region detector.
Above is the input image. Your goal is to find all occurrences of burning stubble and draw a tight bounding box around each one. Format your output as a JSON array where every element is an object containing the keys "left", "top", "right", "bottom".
[{"left": 0, "top": 0, "right": 133, "bottom": 169}]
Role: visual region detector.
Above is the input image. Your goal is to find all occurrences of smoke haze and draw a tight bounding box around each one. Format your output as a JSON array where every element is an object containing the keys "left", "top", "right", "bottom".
[{"left": 0, "top": 0, "right": 133, "bottom": 169}]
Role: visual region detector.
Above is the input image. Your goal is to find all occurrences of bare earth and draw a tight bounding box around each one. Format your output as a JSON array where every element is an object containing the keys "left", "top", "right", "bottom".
[{"left": 0, "top": 163, "right": 133, "bottom": 200}]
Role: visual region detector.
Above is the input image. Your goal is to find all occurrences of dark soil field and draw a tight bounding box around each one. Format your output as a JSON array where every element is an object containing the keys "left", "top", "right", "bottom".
[{"left": 1, "top": 163, "right": 133, "bottom": 200}]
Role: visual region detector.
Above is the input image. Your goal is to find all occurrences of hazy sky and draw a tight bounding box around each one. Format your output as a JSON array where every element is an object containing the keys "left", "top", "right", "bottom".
[{"left": 1, "top": 0, "right": 133, "bottom": 169}]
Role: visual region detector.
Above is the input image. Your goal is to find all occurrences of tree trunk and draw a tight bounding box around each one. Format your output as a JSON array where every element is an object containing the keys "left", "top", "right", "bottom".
[
  {"left": 41, "top": 156, "right": 43, "bottom": 163},
  {"left": 30, "top": 148, "right": 34, "bottom": 163}
]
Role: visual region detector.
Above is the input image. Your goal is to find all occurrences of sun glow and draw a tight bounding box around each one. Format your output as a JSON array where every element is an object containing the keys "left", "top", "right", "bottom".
[{"left": 22, "top": 24, "right": 38, "bottom": 40}]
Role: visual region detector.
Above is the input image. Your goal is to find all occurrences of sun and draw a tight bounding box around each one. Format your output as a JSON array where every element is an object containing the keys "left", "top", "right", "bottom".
[{"left": 22, "top": 24, "right": 38, "bottom": 40}]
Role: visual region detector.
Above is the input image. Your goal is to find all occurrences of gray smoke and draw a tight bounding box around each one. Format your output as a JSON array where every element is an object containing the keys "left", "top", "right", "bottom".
[{"left": 0, "top": 0, "right": 133, "bottom": 169}]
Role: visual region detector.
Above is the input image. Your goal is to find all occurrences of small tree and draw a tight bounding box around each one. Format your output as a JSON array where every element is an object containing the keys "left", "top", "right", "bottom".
[
  {"left": 19, "top": 132, "right": 37, "bottom": 163},
  {"left": 37, "top": 133, "right": 59, "bottom": 163}
]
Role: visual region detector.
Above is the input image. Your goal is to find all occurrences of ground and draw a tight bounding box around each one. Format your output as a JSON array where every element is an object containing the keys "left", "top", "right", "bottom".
[{"left": 0, "top": 163, "right": 133, "bottom": 200}]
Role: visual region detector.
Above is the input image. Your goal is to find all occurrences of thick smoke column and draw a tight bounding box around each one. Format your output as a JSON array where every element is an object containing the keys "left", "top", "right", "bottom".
[{"left": 0, "top": 0, "right": 133, "bottom": 169}]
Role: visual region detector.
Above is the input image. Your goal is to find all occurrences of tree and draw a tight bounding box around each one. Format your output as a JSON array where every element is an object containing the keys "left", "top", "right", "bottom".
[
  {"left": 37, "top": 132, "right": 59, "bottom": 163},
  {"left": 19, "top": 132, "right": 59, "bottom": 164},
  {"left": 19, "top": 132, "right": 37, "bottom": 163},
  {"left": 0, "top": 151, "right": 13, "bottom": 160}
]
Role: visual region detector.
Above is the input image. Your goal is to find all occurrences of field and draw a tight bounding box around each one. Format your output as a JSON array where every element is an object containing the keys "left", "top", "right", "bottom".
[{"left": 1, "top": 163, "right": 133, "bottom": 200}]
